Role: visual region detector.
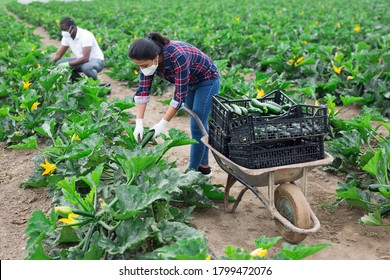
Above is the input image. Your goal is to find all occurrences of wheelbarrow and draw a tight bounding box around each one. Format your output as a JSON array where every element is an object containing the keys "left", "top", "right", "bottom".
[{"left": 182, "top": 106, "right": 334, "bottom": 243}]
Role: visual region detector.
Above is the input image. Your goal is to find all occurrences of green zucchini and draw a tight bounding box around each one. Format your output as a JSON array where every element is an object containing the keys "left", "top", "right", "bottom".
[
  {"left": 250, "top": 99, "right": 269, "bottom": 114},
  {"left": 140, "top": 130, "right": 155, "bottom": 148},
  {"left": 239, "top": 106, "right": 248, "bottom": 115},
  {"left": 230, "top": 104, "right": 242, "bottom": 116},
  {"left": 262, "top": 101, "right": 283, "bottom": 114},
  {"left": 224, "top": 103, "right": 233, "bottom": 111},
  {"left": 248, "top": 107, "right": 263, "bottom": 114}
]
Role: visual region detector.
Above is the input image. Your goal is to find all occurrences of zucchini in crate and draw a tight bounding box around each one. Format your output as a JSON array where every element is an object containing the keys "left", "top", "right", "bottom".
[{"left": 230, "top": 103, "right": 243, "bottom": 116}]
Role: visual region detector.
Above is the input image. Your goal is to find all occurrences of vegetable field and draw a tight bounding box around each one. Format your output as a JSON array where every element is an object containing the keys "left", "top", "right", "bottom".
[{"left": 0, "top": 0, "right": 389, "bottom": 260}]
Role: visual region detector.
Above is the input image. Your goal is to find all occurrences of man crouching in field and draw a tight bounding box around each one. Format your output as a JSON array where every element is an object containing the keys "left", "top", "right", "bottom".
[{"left": 51, "top": 17, "right": 105, "bottom": 81}]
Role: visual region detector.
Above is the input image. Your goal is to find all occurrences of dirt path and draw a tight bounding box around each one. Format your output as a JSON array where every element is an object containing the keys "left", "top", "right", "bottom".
[{"left": 1, "top": 10, "right": 389, "bottom": 260}]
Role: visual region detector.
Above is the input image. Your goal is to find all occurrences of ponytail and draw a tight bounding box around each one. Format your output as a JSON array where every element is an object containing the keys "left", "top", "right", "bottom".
[
  {"left": 147, "top": 32, "right": 170, "bottom": 48},
  {"left": 128, "top": 32, "right": 170, "bottom": 60}
]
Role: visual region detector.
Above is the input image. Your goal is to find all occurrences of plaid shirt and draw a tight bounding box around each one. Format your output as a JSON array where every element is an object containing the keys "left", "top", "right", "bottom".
[{"left": 134, "top": 41, "right": 219, "bottom": 109}]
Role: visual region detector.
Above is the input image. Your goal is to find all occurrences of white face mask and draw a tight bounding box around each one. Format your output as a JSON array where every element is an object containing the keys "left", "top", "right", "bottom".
[
  {"left": 61, "top": 31, "right": 70, "bottom": 38},
  {"left": 61, "top": 26, "right": 73, "bottom": 38},
  {"left": 141, "top": 57, "right": 158, "bottom": 76}
]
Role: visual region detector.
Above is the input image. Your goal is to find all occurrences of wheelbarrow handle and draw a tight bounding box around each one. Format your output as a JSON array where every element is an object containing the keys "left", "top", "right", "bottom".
[{"left": 182, "top": 106, "right": 208, "bottom": 137}]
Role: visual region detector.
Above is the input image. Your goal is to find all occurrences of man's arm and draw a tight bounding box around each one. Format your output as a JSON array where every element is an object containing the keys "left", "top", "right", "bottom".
[
  {"left": 68, "top": 46, "right": 91, "bottom": 66},
  {"left": 52, "top": 45, "right": 69, "bottom": 62}
]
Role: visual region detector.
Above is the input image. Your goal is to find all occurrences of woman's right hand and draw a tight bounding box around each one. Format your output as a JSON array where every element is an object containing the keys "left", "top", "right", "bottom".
[{"left": 133, "top": 119, "right": 144, "bottom": 142}]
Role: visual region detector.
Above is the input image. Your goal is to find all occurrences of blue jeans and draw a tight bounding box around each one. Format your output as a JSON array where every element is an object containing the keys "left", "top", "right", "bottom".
[
  {"left": 57, "top": 58, "right": 104, "bottom": 80},
  {"left": 185, "top": 78, "right": 220, "bottom": 170}
]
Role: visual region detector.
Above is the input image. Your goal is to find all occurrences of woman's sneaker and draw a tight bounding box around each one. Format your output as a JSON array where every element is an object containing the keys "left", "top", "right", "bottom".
[{"left": 198, "top": 166, "right": 213, "bottom": 179}]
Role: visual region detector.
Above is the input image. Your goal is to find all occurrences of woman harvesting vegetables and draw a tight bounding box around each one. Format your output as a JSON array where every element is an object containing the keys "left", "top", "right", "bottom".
[{"left": 129, "top": 32, "right": 220, "bottom": 177}]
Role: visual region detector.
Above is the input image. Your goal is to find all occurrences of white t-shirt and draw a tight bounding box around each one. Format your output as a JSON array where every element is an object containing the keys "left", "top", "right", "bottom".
[{"left": 61, "top": 27, "right": 104, "bottom": 61}]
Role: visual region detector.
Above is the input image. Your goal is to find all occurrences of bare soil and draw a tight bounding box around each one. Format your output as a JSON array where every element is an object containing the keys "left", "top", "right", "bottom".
[{"left": 1, "top": 13, "right": 389, "bottom": 260}]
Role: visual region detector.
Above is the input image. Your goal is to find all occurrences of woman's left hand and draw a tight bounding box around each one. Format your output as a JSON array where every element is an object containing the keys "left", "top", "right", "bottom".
[{"left": 151, "top": 118, "right": 169, "bottom": 139}]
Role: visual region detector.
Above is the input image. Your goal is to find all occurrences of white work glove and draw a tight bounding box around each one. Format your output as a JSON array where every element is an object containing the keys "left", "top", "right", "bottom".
[
  {"left": 133, "top": 119, "right": 144, "bottom": 143},
  {"left": 151, "top": 118, "right": 169, "bottom": 139},
  {"left": 57, "top": 62, "right": 70, "bottom": 69}
]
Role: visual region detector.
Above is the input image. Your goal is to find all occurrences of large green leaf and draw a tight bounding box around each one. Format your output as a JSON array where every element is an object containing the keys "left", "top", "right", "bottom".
[
  {"left": 39, "top": 72, "right": 62, "bottom": 92},
  {"left": 58, "top": 133, "right": 104, "bottom": 160},
  {"left": 117, "top": 154, "right": 161, "bottom": 185},
  {"left": 98, "top": 217, "right": 154, "bottom": 255},
  {"left": 363, "top": 148, "right": 389, "bottom": 185},
  {"left": 34, "top": 118, "right": 56, "bottom": 142},
  {"left": 141, "top": 237, "right": 208, "bottom": 260},
  {"left": 336, "top": 186, "right": 371, "bottom": 210},
  {"left": 277, "top": 243, "right": 331, "bottom": 260},
  {"left": 57, "top": 177, "right": 93, "bottom": 212},
  {"left": 158, "top": 220, "right": 204, "bottom": 242},
  {"left": 115, "top": 179, "right": 176, "bottom": 216},
  {"left": 57, "top": 227, "right": 81, "bottom": 243},
  {"left": 8, "top": 134, "right": 39, "bottom": 149},
  {"left": 340, "top": 95, "right": 365, "bottom": 106},
  {"left": 360, "top": 210, "right": 386, "bottom": 226},
  {"left": 20, "top": 170, "right": 48, "bottom": 188},
  {"left": 254, "top": 235, "right": 282, "bottom": 250},
  {"left": 109, "top": 96, "right": 135, "bottom": 111},
  {"left": 25, "top": 210, "right": 57, "bottom": 259},
  {"left": 222, "top": 245, "right": 251, "bottom": 260}
]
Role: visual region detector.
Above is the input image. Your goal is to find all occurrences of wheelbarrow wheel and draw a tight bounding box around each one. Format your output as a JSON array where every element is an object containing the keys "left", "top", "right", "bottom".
[{"left": 274, "top": 183, "right": 311, "bottom": 244}]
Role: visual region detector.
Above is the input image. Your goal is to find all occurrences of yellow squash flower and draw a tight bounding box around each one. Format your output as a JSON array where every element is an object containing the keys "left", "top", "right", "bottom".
[
  {"left": 250, "top": 248, "right": 268, "bottom": 258},
  {"left": 37, "top": 63, "right": 41, "bottom": 68},
  {"left": 234, "top": 17, "right": 240, "bottom": 21},
  {"left": 378, "top": 57, "right": 382, "bottom": 63},
  {"left": 256, "top": 88, "right": 265, "bottom": 98},
  {"left": 294, "top": 56, "right": 304, "bottom": 66},
  {"left": 23, "top": 81, "right": 32, "bottom": 89},
  {"left": 40, "top": 158, "right": 57, "bottom": 176},
  {"left": 301, "top": 40, "right": 308, "bottom": 45},
  {"left": 354, "top": 25, "right": 361, "bottom": 32},
  {"left": 333, "top": 64, "right": 342, "bottom": 74},
  {"left": 30, "top": 101, "right": 40, "bottom": 111},
  {"left": 205, "top": 255, "right": 211, "bottom": 260},
  {"left": 58, "top": 213, "right": 79, "bottom": 226},
  {"left": 71, "top": 133, "right": 81, "bottom": 141},
  {"left": 134, "top": 69, "right": 139, "bottom": 75},
  {"left": 337, "top": 22, "right": 341, "bottom": 28}
]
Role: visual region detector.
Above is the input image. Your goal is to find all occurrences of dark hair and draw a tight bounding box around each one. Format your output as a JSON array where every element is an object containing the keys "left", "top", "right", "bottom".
[
  {"left": 60, "top": 17, "right": 76, "bottom": 27},
  {"left": 128, "top": 32, "right": 170, "bottom": 60}
]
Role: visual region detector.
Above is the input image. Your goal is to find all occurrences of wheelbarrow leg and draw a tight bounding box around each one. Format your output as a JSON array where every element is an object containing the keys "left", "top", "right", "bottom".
[{"left": 224, "top": 174, "right": 248, "bottom": 213}]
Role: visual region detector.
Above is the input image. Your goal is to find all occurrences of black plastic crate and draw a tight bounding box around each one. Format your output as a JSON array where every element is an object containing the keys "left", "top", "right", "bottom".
[
  {"left": 211, "top": 90, "right": 296, "bottom": 133},
  {"left": 208, "top": 119, "right": 230, "bottom": 156},
  {"left": 228, "top": 136, "right": 324, "bottom": 169},
  {"left": 229, "top": 104, "right": 328, "bottom": 144}
]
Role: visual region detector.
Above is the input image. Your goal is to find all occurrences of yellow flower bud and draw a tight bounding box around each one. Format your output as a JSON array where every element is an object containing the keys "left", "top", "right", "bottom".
[
  {"left": 55, "top": 206, "right": 73, "bottom": 217},
  {"left": 250, "top": 248, "right": 268, "bottom": 258}
]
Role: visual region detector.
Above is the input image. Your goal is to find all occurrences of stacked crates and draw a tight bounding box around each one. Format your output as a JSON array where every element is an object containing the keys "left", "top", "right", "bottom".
[{"left": 208, "top": 90, "right": 328, "bottom": 169}]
